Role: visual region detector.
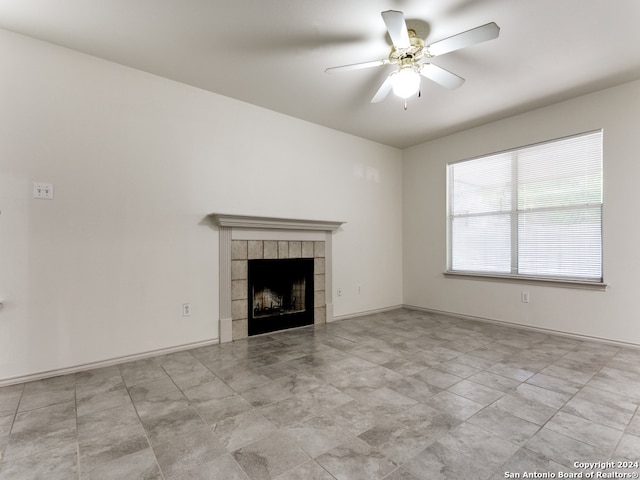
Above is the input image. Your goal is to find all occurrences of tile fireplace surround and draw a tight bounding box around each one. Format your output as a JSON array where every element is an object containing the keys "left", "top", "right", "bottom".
[{"left": 210, "top": 214, "right": 345, "bottom": 343}]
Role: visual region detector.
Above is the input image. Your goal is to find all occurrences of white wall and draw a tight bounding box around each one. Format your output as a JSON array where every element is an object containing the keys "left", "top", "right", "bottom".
[
  {"left": 0, "top": 29, "right": 403, "bottom": 383},
  {"left": 403, "top": 79, "right": 640, "bottom": 346}
]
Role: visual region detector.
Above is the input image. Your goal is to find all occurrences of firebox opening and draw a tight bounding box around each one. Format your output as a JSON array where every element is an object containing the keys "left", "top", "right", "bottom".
[{"left": 248, "top": 258, "right": 314, "bottom": 336}]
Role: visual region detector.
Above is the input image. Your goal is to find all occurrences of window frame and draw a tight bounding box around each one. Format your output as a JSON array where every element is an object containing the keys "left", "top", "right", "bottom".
[{"left": 445, "top": 130, "right": 606, "bottom": 290}]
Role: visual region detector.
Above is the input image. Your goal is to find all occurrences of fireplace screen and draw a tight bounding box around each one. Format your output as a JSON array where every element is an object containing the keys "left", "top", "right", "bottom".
[
  {"left": 253, "top": 281, "right": 306, "bottom": 318},
  {"left": 248, "top": 258, "right": 314, "bottom": 336}
]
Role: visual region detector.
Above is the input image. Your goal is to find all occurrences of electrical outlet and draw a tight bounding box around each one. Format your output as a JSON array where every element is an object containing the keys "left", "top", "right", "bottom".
[
  {"left": 521, "top": 291, "right": 530, "bottom": 303},
  {"left": 33, "top": 182, "right": 54, "bottom": 200},
  {"left": 336, "top": 288, "right": 342, "bottom": 297},
  {"left": 182, "top": 303, "right": 191, "bottom": 316}
]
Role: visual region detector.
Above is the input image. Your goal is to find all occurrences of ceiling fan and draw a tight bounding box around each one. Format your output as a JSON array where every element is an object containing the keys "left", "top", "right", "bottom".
[{"left": 325, "top": 10, "right": 500, "bottom": 107}]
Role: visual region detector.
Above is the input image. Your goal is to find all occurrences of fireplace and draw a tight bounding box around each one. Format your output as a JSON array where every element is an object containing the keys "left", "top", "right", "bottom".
[
  {"left": 209, "top": 214, "right": 344, "bottom": 342},
  {"left": 229, "top": 239, "right": 324, "bottom": 339},
  {"left": 248, "top": 258, "right": 314, "bottom": 336}
]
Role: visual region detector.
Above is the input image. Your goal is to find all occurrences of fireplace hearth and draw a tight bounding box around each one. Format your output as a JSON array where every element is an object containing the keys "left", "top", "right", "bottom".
[{"left": 248, "top": 258, "right": 314, "bottom": 336}]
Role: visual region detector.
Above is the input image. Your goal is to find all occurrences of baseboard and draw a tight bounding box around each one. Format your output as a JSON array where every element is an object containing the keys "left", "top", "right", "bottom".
[
  {"left": 332, "top": 304, "right": 404, "bottom": 322},
  {"left": 0, "top": 337, "right": 220, "bottom": 388},
  {"left": 8, "top": 303, "right": 634, "bottom": 388},
  {"left": 403, "top": 304, "right": 640, "bottom": 350}
]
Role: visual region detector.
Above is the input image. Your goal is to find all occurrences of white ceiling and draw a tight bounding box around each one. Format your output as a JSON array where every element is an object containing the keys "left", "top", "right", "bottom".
[{"left": 1, "top": 0, "right": 639, "bottom": 148}]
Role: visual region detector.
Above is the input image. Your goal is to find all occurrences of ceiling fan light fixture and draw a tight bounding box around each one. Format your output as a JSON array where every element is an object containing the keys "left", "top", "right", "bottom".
[{"left": 392, "top": 67, "right": 421, "bottom": 98}]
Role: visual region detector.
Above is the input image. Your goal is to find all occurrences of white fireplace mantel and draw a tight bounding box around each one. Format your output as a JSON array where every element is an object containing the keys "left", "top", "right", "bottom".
[
  {"left": 210, "top": 214, "right": 345, "bottom": 343},
  {"left": 211, "top": 214, "right": 344, "bottom": 232}
]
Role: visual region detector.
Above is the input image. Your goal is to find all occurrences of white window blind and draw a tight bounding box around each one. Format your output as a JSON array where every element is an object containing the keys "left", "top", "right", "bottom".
[{"left": 447, "top": 130, "right": 603, "bottom": 282}]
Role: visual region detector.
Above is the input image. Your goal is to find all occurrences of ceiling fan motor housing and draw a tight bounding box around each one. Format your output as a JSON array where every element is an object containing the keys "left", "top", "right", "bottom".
[{"left": 389, "top": 30, "right": 428, "bottom": 65}]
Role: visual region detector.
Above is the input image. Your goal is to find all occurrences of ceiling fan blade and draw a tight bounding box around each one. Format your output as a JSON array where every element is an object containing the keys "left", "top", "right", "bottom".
[
  {"left": 419, "top": 63, "right": 465, "bottom": 89},
  {"left": 325, "top": 59, "right": 388, "bottom": 74},
  {"left": 427, "top": 22, "right": 500, "bottom": 57},
  {"left": 371, "top": 74, "right": 395, "bottom": 103},
  {"left": 381, "top": 10, "right": 411, "bottom": 49}
]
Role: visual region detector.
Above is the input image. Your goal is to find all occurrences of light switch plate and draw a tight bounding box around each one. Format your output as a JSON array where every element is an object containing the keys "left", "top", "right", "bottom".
[{"left": 33, "top": 182, "right": 54, "bottom": 199}]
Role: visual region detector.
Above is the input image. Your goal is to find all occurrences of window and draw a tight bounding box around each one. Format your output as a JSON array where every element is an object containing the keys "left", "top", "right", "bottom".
[{"left": 447, "top": 130, "right": 603, "bottom": 283}]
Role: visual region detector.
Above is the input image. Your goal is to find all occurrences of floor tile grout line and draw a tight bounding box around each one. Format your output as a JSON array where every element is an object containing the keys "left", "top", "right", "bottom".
[
  {"left": 0, "top": 384, "right": 24, "bottom": 468},
  {"left": 117, "top": 364, "right": 167, "bottom": 480},
  {"left": 74, "top": 377, "right": 81, "bottom": 480},
  {"left": 3, "top": 383, "right": 25, "bottom": 442}
]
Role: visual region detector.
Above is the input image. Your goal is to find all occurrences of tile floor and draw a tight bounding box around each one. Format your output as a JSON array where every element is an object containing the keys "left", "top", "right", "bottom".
[{"left": 1, "top": 309, "right": 639, "bottom": 480}]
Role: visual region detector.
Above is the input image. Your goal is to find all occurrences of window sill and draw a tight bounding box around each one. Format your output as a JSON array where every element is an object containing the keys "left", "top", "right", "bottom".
[{"left": 444, "top": 271, "right": 608, "bottom": 291}]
